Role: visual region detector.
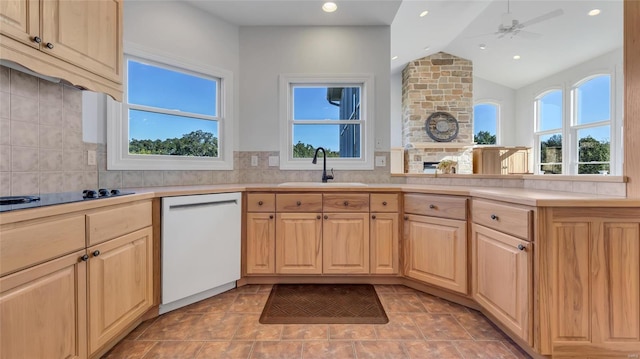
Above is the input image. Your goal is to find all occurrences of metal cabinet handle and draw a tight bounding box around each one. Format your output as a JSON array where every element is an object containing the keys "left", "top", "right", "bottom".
[
  {"left": 404, "top": 215, "right": 409, "bottom": 220},
  {"left": 382, "top": 201, "right": 387, "bottom": 206},
  {"left": 45, "top": 42, "right": 54, "bottom": 49},
  {"left": 343, "top": 201, "right": 349, "bottom": 206},
  {"left": 33, "top": 36, "right": 42, "bottom": 44},
  {"left": 80, "top": 254, "right": 89, "bottom": 262},
  {"left": 429, "top": 204, "right": 436, "bottom": 209},
  {"left": 517, "top": 244, "right": 526, "bottom": 251},
  {"left": 324, "top": 215, "right": 328, "bottom": 220},
  {"left": 269, "top": 215, "right": 274, "bottom": 219},
  {"left": 490, "top": 214, "right": 498, "bottom": 221},
  {"left": 258, "top": 201, "right": 263, "bottom": 206},
  {"left": 92, "top": 250, "right": 101, "bottom": 257},
  {"left": 317, "top": 215, "right": 321, "bottom": 220},
  {"left": 296, "top": 201, "right": 301, "bottom": 206},
  {"left": 371, "top": 215, "right": 376, "bottom": 219}
]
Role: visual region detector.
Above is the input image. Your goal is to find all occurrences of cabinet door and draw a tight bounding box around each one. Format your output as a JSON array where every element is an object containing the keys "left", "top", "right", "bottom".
[
  {"left": 472, "top": 224, "right": 531, "bottom": 344},
  {"left": 507, "top": 149, "right": 529, "bottom": 174},
  {"left": 0, "top": 0, "right": 39, "bottom": 47},
  {"left": 404, "top": 215, "right": 467, "bottom": 293},
  {"left": 483, "top": 149, "right": 503, "bottom": 174},
  {"left": 40, "top": 0, "right": 122, "bottom": 82},
  {"left": 370, "top": 212, "right": 399, "bottom": 274},
  {"left": 87, "top": 227, "right": 153, "bottom": 355},
  {"left": 246, "top": 212, "right": 276, "bottom": 274},
  {"left": 275, "top": 213, "right": 322, "bottom": 274},
  {"left": 323, "top": 212, "right": 370, "bottom": 274},
  {"left": 0, "top": 250, "right": 87, "bottom": 359}
]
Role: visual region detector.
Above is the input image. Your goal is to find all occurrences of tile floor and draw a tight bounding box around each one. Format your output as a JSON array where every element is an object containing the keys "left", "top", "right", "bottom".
[{"left": 102, "top": 284, "right": 532, "bottom": 359}]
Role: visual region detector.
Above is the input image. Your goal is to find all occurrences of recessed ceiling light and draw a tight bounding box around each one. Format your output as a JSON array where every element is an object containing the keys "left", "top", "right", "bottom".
[
  {"left": 479, "top": 44, "right": 487, "bottom": 50},
  {"left": 588, "top": 9, "right": 601, "bottom": 16},
  {"left": 423, "top": 46, "right": 430, "bottom": 51},
  {"left": 419, "top": 10, "right": 429, "bottom": 17},
  {"left": 513, "top": 55, "right": 521, "bottom": 60},
  {"left": 322, "top": 2, "right": 337, "bottom": 13},
  {"left": 391, "top": 56, "right": 398, "bottom": 60}
]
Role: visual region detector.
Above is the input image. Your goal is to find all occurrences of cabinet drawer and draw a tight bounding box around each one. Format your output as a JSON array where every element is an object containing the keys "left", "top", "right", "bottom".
[
  {"left": 247, "top": 193, "right": 275, "bottom": 212},
  {"left": 472, "top": 199, "right": 532, "bottom": 240},
  {"left": 404, "top": 194, "right": 467, "bottom": 220},
  {"left": 87, "top": 201, "right": 152, "bottom": 246},
  {"left": 276, "top": 194, "right": 323, "bottom": 212},
  {"left": 370, "top": 193, "right": 399, "bottom": 212},
  {"left": 323, "top": 194, "right": 370, "bottom": 212},
  {"left": 0, "top": 215, "right": 85, "bottom": 276}
]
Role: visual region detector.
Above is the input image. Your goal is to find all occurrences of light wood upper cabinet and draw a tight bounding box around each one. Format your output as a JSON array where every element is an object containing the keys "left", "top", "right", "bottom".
[
  {"left": 0, "top": 250, "right": 87, "bottom": 359},
  {"left": 40, "top": 0, "right": 122, "bottom": 83},
  {"left": 404, "top": 214, "right": 467, "bottom": 294},
  {"left": 472, "top": 224, "right": 531, "bottom": 345},
  {"left": 275, "top": 212, "right": 322, "bottom": 274},
  {"left": 87, "top": 226, "right": 153, "bottom": 356},
  {"left": 0, "top": 0, "right": 123, "bottom": 100},
  {"left": 245, "top": 212, "right": 275, "bottom": 274},
  {"left": 540, "top": 207, "right": 640, "bottom": 357},
  {"left": 0, "top": 0, "right": 39, "bottom": 48},
  {"left": 323, "top": 212, "right": 370, "bottom": 274}
]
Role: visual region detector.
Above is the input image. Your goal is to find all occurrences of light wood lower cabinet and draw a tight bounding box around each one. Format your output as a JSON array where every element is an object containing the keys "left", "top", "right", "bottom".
[
  {"left": 323, "top": 212, "right": 370, "bottom": 274},
  {"left": 472, "top": 224, "right": 531, "bottom": 345},
  {"left": 275, "top": 212, "right": 322, "bottom": 274},
  {"left": 370, "top": 212, "right": 399, "bottom": 274},
  {"left": 404, "top": 214, "right": 467, "bottom": 294},
  {"left": 87, "top": 227, "right": 153, "bottom": 356},
  {"left": 540, "top": 207, "right": 640, "bottom": 357},
  {"left": 245, "top": 212, "right": 276, "bottom": 274},
  {"left": 0, "top": 250, "right": 87, "bottom": 359}
]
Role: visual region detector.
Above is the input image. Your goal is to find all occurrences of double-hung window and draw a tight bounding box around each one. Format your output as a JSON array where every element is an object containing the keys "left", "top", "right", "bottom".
[
  {"left": 108, "top": 50, "right": 233, "bottom": 170},
  {"left": 279, "top": 74, "right": 374, "bottom": 170},
  {"left": 534, "top": 89, "right": 563, "bottom": 174}
]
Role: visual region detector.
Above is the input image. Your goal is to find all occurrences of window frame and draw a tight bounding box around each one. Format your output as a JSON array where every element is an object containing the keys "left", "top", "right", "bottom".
[
  {"left": 472, "top": 100, "right": 501, "bottom": 145},
  {"left": 532, "top": 71, "right": 617, "bottom": 175},
  {"left": 278, "top": 74, "right": 374, "bottom": 170},
  {"left": 107, "top": 44, "right": 234, "bottom": 170}
]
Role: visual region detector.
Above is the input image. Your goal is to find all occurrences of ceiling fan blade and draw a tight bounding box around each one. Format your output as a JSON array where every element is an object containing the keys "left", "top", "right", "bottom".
[
  {"left": 516, "top": 30, "right": 543, "bottom": 39},
  {"left": 520, "top": 8, "right": 564, "bottom": 28},
  {"left": 464, "top": 31, "right": 499, "bottom": 39}
]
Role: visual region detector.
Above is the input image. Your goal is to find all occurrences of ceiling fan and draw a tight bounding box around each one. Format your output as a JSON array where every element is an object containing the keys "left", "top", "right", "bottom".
[{"left": 494, "top": 0, "right": 564, "bottom": 39}]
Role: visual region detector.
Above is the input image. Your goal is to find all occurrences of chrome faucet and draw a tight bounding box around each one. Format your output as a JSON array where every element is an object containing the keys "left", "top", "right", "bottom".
[{"left": 311, "top": 147, "right": 334, "bottom": 183}]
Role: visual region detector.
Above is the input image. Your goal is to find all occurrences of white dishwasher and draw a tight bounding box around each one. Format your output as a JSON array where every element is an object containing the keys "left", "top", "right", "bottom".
[{"left": 160, "top": 192, "right": 241, "bottom": 314}]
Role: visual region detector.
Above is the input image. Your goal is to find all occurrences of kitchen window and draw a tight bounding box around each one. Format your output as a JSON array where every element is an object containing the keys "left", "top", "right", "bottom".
[
  {"left": 534, "top": 89, "right": 563, "bottom": 174},
  {"left": 473, "top": 102, "right": 499, "bottom": 145},
  {"left": 279, "top": 74, "right": 374, "bottom": 170},
  {"left": 107, "top": 49, "right": 234, "bottom": 170}
]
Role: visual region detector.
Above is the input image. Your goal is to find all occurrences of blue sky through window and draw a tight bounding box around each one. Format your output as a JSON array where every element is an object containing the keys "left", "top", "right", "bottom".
[{"left": 473, "top": 104, "right": 497, "bottom": 136}]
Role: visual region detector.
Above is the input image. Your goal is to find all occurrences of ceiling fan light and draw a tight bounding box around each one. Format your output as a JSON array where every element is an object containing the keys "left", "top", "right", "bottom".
[
  {"left": 322, "top": 2, "right": 337, "bottom": 13},
  {"left": 479, "top": 44, "right": 487, "bottom": 50}
]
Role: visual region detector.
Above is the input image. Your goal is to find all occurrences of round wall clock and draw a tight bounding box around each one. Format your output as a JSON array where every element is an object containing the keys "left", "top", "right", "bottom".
[{"left": 425, "top": 112, "right": 459, "bottom": 142}]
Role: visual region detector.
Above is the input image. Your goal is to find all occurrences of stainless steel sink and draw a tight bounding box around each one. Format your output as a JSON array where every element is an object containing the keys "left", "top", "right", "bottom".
[{"left": 277, "top": 182, "right": 368, "bottom": 187}]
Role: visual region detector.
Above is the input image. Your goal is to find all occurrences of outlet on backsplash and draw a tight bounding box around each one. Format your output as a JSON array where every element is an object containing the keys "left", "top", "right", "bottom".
[{"left": 88, "top": 150, "right": 97, "bottom": 166}]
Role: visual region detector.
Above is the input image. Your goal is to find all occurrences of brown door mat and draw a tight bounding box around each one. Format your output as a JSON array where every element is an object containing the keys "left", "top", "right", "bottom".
[{"left": 259, "top": 284, "right": 389, "bottom": 324}]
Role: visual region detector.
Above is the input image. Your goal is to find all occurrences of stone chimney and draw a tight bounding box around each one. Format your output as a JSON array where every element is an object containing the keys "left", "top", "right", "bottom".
[{"left": 401, "top": 52, "right": 474, "bottom": 174}]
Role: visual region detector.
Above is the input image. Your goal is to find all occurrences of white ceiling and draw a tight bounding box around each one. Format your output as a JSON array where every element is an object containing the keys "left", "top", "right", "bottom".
[{"left": 182, "top": 0, "right": 623, "bottom": 89}]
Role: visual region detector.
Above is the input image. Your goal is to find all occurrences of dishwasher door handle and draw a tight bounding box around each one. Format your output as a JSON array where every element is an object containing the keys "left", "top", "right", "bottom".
[{"left": 168, "top": 199, "right": 238, "bottom": 210}]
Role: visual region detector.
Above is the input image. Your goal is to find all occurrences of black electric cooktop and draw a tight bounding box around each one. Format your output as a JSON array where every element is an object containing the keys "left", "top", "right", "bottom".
[{"left": 0, "top": 189, "right": 135, "bottom": 212}]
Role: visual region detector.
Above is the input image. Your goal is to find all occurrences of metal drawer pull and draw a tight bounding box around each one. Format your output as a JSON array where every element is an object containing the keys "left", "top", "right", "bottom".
[
  {"left": 324, "top": 215, "right": 328, "bottom": 219},
  {"left": 258, "top": 201, "right": 263, "bottom": 205},
  {"left": 269, "top": 215, "right": 274, "bottom": 219},
  {"left": 33, "top": 36, "right": 42, "bottom": 44},
  {"left": 382, "top": 201, "right": 387, "bottom": 206},
  {"left": 404, "top": 216, "right": 409, "bottom": 220},
  {"left": 517, "top": 244, "right": 526, "bottom": 251},
  {"left": 45, "top": 42, "right": 54, "bottom": 49},
  {"left": 93, "top": 250, "right": 101, "bottom": 257},
  {"left": 429, "top": 204, "right": 436, "bottom": 209},
  {"left": 490, "top": 214, "right": 498, "bottom": 220},
  {"left": 296, "top": 201, "right": 301, "bottom": 206},
  {"left": 80, "top": 254, "right": 89, "bottom": 262},
  {"left": 317, "top": 215, "right": 321, "bottom": 219},
  {"left": 343, "top": 201, "right": 349, "bottom": 206},
  {"left": 372, "top": 215, "right": 376, "bottom": 219}
]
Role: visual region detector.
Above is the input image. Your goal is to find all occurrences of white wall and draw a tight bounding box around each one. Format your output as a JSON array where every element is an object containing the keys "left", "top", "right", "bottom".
[
  {"left": 473, "top": 77, "right": 517, "bottom": 146},
  {"left": 120, "top": 0, "right": 240, "bottom": 149},
  {"left": 390, "top": 72, "right": 402, "bottom": 148},
  {"left": 514, "top": 48, "right": 623, "bottom": 173},
  {"left": 238, "top": 26, "right": 391, "bottom": 151}
]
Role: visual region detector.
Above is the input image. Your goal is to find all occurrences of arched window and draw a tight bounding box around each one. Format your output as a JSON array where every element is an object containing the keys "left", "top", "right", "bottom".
[
  {"left": 572, "top": 75, "right": 611, "bottom": 174},
  {"left": 534, "top": 89, "right": 563, "bottom": 174},
  {"left": 473, "top": 103, "right": 498, "bottom": 145}
]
